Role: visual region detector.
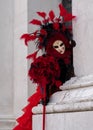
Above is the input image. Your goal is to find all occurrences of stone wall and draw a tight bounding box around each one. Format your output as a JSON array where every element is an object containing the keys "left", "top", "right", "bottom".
[
  {"left": 0, "top": 0, "right": 28, "bottom": 129},
  {"left": 0, "top": 0, "right": 15, "bottom": 129},
  {"left": 73, "top": 0, "right": 93, "bottom": 76}
]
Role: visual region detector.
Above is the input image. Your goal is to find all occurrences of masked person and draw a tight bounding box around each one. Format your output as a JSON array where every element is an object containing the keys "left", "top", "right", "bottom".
[{"left": 13, "top": 3, "right": 76, "bottom": 130}]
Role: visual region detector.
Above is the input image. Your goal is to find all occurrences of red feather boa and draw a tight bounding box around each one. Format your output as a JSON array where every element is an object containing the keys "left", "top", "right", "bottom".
[
  {"left": 28, "top": 55, "right": 61, "bottom": 85},
  {"left": 13, "top": 55, "right": 62, "bottom": 130}
]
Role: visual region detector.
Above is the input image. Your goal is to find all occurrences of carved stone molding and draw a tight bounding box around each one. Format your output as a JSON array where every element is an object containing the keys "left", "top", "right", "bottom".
[
  {"left": 0, "top": 115, "right": 15, "bottom": 130},
  {"left": 32, "top": 75, "right": 93, "bottom": 114}
]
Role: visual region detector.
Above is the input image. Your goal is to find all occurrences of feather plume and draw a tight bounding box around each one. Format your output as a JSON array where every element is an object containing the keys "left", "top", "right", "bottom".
[
  {"left": 26, "top": 50, "right": 38, "bottom": 61},
  {"left": 29, "top": 35, "right": 37, "bottom": 40},
  {"left": 20, "top": 33, "right": 29, "bottom": 39},
  {"left": 55, "top": 17, "right": 61, "bottom": 22},
  {"left": 37, "top": 12, "right": 46, "bottom": 18},
  {"left": 38, "top": 37, "right": 43, "bottom": 44},
  {"left": 29, "top": 19, "right": 42, "bottom": 25},
  {"left": 40, "top": 29, "right": 47, "bottom": 35},
  {"left": 20, "top": 34, "right": 31, "bottom": 46},
  {"left": 49, "top": 10, "right": 55, "bottom": 21},
  {"left": 64, "top": 14, "right": 76, "bottom": 22},
  {"left": 42, "top": 18, "right": 49, "bottom": 24},
  {"left": 53, "top": 22, "right": 59, "bottom": 30},
  {"left": 20, "top": 34, "right": 37, "bottom": 46},
  {"left": 59, "top": 3, "right": 67, "bottom": 17},
  {"left": 33, "top": 30, "right": 39, "bottom": 35}
]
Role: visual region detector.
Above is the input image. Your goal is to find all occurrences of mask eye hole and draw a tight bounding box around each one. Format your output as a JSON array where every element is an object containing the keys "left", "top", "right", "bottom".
[
  {"left": 60, "top": 43, "right": 64, "bottom": 46},
  {"left": 53, "top": 45, "right": 58, "bottom": 49}
]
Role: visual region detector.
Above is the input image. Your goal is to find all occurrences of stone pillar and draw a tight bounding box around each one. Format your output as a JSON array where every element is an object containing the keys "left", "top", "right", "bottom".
[
  {"left": 0, "top": 0, "right": 15, "bottom": 129},
  {"left": 13, "top": 0, "right": 28, "bottom": 118},
  {"left": 73, "top": 0, "right": 93, "bottom": 76},
  {"left": 0, "top": 0, "right": 28, "bottom": 130}
]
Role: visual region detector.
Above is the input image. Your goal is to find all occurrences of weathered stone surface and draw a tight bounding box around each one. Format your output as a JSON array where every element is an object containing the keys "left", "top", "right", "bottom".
[{"left": 32, "top": 75, "right": 93, "bottom": 114}]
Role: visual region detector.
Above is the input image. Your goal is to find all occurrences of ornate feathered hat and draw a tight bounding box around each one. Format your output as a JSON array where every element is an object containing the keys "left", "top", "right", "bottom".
[{"left": 21, "top": 3, "right": 76, "bottom": 60}]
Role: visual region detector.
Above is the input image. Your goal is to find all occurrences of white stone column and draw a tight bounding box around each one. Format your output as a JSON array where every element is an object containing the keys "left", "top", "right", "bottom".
[
  {"left": 0, "top": 0, "right": 15, "bottom": 129},
  {"left": 0, "top": 0, "right": 28, "bottom": 130},
  {"left": 13, "top": 0, "right": 28, "bottom": 118},
  {"left": 73, "top": 0, "right": 93, "bottom": 76}
]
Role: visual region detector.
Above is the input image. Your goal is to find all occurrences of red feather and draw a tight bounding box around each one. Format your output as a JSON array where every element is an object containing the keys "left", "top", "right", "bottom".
[
  {"left": 64, "top": 14, "right": 76, "bottom": 22},
  {"left": 20, "top": 34, "right": 37, "bottom": 46},
  {"left": 49, "top": 10, "right": 55, "bottom": 21},
  {"left": 38, "top": 37, "right": 43, "bottom": 43},
  {"left": 59, "top": 3, "right": 67, "bottom": 17},
  {"left": 40, "top": 29, "right": 47, "bottom": 35},
  {"left": 42, "top": 18, "right": 49, "bottom": 24},
  {"left": 28, "top": 55, "right": 60, "bottom": 84},
  {"left": 37, "top": 12, "right": 46, "bottom": 18},
  {"left": 26, "top": 50, "right": 38, "bottom": 61},
  {"left": 55, "top": 17, "right": 61, "bottom": 22},
  {"left": 53, "top": 22, "right": 59, "bottom": 30},
  {"left": 29, "top": 35, "right": 37, "bottom": 40},
  {"left": 20, "top": 34, "right": 31, "bottom": 46},
  {"left": 20, "top": 33, "right": 29, "bottom": 39},
  {"left": 33, "top": 30, "right": 39, "bottom": 35},
  {"left": 29, "top": 19, "right": 42, "bottom": 25}
]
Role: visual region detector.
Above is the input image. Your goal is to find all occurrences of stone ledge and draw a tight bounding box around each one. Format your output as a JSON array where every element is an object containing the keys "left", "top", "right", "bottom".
[
  {"left": 61, "top": 75, "right": 93, "bottom": 90},
  {"left": 0, "top": 115, "right": 16, "bottom": 130},
  {"left": 32, "top": 101, "right": 93, "bottom": 114},
  {"left": 32, "top": 75, "right": 93, "bottom": 114}
]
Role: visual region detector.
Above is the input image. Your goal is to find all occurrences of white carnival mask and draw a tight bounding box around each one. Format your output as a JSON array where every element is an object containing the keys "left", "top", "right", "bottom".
[{"left": 53, "top": 40, "right": 65, "bottom": 54}]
